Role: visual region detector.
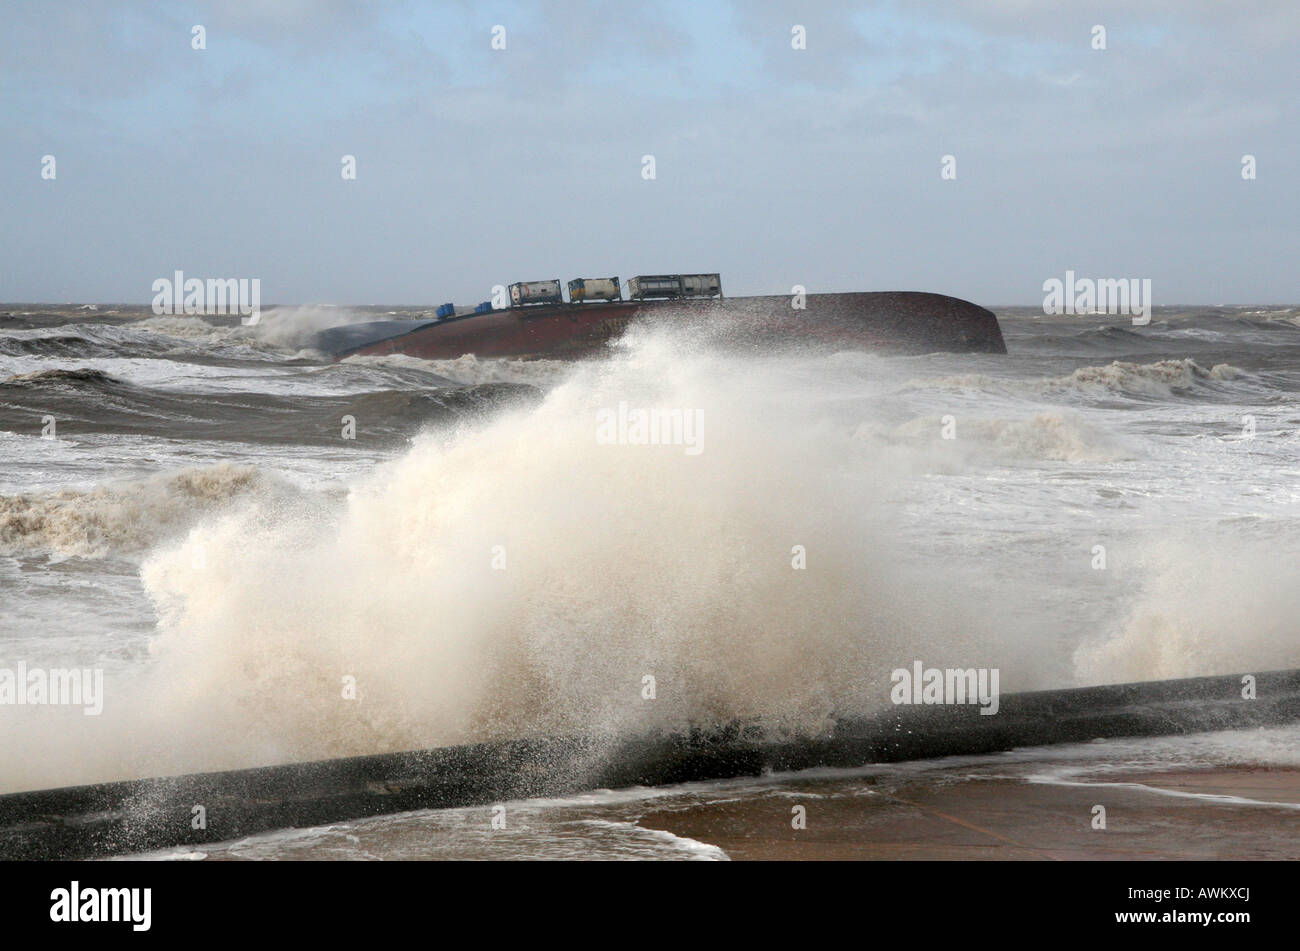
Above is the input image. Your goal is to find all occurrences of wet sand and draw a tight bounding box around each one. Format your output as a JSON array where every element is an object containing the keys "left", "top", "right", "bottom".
[{"left": 636, "top": 767, "right": 1300, "bottom": 860}]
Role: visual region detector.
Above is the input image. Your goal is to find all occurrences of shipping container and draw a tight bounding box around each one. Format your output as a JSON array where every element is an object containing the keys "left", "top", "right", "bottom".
[
  {"left": 679, "top": 273, "right": 723, "bottom": 298},
  {"left": 567, "top": 277, "right": 621, "bottom": 302},
  {"left": 436, "top": 303, "right": 456, "bottom": 318},
  {"left": 627, "top": 275, "right": 684, "bottom": 300},
  {"left": 509, "top": 280, "right": 563, "bottom": 306}
]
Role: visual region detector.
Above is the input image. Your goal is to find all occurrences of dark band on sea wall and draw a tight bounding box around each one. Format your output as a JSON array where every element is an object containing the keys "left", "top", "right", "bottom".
[{"left": 1, "top": 669, "right": 1295, "bottom": 860}]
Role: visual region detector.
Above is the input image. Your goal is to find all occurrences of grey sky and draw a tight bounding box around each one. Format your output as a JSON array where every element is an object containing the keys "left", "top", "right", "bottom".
[{"left": 1, "top": 0, "right": 1296, "bottom": 305}]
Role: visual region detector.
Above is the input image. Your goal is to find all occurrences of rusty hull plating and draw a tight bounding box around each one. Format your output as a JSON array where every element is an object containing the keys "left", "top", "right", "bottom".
[{"left": 314, "top": 291, "right": 1006, "bottom": 361}]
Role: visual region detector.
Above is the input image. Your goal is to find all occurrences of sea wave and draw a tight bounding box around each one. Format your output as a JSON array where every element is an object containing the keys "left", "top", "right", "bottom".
[
  {"left": 1073, "top": 534, "right": 1300, "bottom": 683},
  {"left": 342, "top": 352, "right": 574, "bottom": 388},
  {"left": 887, "top": 411, "right": 1134, "bottom": 464},
  {"left": 0, "top": 465, "right": 290, "bottom": 557},
  {"left": 904, "top": 358, "right": 1249, "bottom": 401}
]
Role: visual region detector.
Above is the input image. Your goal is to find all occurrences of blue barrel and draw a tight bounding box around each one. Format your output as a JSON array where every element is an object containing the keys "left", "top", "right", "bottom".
[
  {"left": 474, "top": 302, "right": 492, "bottom": 313},
  {"left": 436, "top": 303, "right": 455, "bottom": 318}
]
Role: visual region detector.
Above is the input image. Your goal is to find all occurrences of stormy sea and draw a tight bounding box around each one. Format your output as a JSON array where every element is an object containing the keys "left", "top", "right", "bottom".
[{"left": 2, "top": 303, "right": 1299, "bottom": 859}]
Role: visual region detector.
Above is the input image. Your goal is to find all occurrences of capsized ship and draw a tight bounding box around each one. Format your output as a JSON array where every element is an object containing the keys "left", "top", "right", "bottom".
[{"left": 309, "top": 273, "right": 1006, "bottom": 361}]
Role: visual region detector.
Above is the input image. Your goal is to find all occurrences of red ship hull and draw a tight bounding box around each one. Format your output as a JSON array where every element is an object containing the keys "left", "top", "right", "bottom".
[{"left": 324, "top": 292, "right": 1006, "bottom": 361}]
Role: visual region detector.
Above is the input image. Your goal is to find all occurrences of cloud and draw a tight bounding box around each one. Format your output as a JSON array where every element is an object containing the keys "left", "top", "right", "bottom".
[{"left": 1, "top": 0, "right": 1296, "bottom": 303}]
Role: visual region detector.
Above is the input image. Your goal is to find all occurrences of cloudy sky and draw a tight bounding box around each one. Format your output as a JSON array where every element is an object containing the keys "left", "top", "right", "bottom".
[{"left": 2, "top": 0, "right": 1296, "bottom": 304}]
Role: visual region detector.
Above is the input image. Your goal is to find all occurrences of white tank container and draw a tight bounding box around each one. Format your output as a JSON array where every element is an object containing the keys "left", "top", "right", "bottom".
[
  {"left": 568, "top": 278, "right": 621, "bottom": 302},
  {"left": 509, "top": 280, "right": 562, "bottom": 306}
]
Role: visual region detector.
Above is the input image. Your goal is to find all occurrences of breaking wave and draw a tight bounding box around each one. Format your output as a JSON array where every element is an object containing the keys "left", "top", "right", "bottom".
[
  {"left": 905, "top": 359, "right": 1249, "bottom": 401},
  {"left": 0, "top": 465, "right": 290, "bottom": 558},
  {"left": 2, "top": 318, "right": 1297, "bottom": 792},
  {"left": 0, "top": 331, "right": 1047, "bottom": 788},
  {"left": 886, "top": 411, "right": 1133, "bottom": 464},
  {"left": 1073, "top": 534, "right": 1300, "bottom": 683},
  {"left": 342, "top": 352, "right": 573, "bottom": 388}
]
